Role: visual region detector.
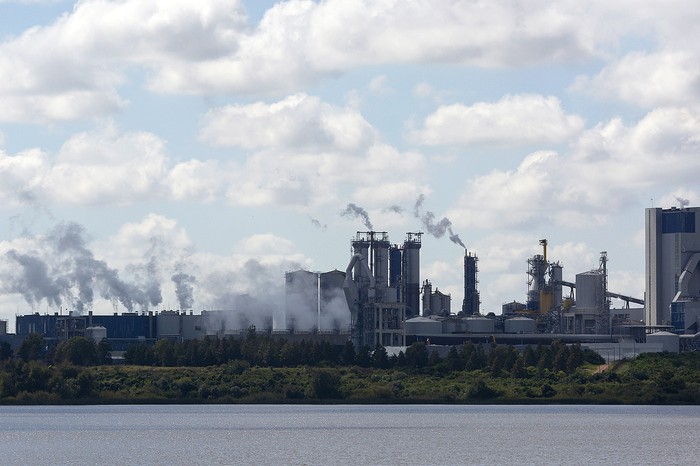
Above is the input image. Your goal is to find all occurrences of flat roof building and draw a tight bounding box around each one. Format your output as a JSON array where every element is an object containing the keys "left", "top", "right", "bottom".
[{"left": 646, "top": 206, "right": 700, "bottom": 330}]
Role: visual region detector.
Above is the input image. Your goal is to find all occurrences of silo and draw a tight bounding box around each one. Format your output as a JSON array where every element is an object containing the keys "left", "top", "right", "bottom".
[
  {"left": 550, "top": 263, "right": 563, "bottom": 309},
  {"left": 576, "top": 271, "right": 604, "bottom": 309},
  {"left": 403, "top": 232, "right": 422, "bottom": 317},
  {"left": 389, "top": 246, "right": 402, "bottom": 287},
  {"left": 422, "top": 280, "right": 433, "bottom": 316},
  {"left": 372, "top": 232, "right": 390, "bottom": 292}
]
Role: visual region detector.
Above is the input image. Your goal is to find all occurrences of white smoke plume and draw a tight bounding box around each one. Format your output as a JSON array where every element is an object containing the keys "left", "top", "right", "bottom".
[
  {"left": 342, "top": 203, "right": 373, "bottom": 230},
  {"left": 171, "top": 268, "right": 196, "bottom": 310},
  {"left": 1, "top": 221, "right": 164, "bottom": 313},
  {"left": 675, "top": 196, "right": 690, "bottom": 208},
  {"left": 413, "top": 194, "right": 466, "bottom": 248}
]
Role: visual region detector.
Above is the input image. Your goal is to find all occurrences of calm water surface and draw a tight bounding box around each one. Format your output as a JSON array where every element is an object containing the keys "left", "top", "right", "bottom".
[{"left": 0, "top": 404, "right": 697, "bottom": 465}]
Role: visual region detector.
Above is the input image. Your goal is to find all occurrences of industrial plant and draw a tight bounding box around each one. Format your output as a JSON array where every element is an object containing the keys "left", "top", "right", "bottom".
[{"left": 4, "top": 205, "right": 700, "bottom": 359}]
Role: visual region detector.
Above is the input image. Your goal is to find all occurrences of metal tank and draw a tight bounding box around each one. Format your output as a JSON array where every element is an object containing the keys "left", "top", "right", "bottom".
[
  {"left": 647, "top": 331, "right": 680, "bottom": 352},
  {"left": 576, "top": 271, "right": 604, "bottom": 309},
  {"left": 86, "top": 325, "right": 107, "bottom": 342},
  {"left": 422, "top": 279, "right": 433, "bottom": 316},
  {"left": 465, "top": 316, "right": 495, "bottom": 333},
  {"left": 371, "top": 232, "right": 390, "bottom": 292},
  {"left": 504, "top": 317, "right": 536, "bottom": 334},
  {"left": 404, "top": 316, "right": 442, "bottom": 335},
  {"left": 403, "top": 232, "right": 422, "bottom": 317}
]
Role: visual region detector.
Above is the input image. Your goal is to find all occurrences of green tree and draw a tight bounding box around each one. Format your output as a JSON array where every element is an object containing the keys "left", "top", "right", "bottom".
[
  {"left": 97, "top": 338, "right": 112, "bottom": 365},
  {"left": 311, "top": 369, "right": 342, "bottom": 399},
  {"left": 18, "top": 333, "right": 46, "bottom": 362},
  {"left": 55, "top": 337, "right": 98, "bottom": 366},
  {"left": 405, "top": 341, "right": 429, "bottom": 368},
  {"left": 446, "top": 346, "right": 463, "bottom": 371},
  {"left": 153, "top": 339, "right": 176, "bottom": 366},
  {"left": 371, "top": 344, "right": 389, "bottom": 369},
  {"left": 340, "top": 341, "right": 356, "bottom": 365}
]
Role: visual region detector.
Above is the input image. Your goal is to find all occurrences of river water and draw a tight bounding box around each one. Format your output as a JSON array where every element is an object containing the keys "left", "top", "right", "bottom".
[{"left": 0, "top": 404, "right": 697, "bottom": 465}]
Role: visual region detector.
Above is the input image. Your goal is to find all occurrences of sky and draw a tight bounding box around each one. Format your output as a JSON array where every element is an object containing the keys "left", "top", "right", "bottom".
[{"left": 1, "top": 0, "right": 699, "bottom": 331}]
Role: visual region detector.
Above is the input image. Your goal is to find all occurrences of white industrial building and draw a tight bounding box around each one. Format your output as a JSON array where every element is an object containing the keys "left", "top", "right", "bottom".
[{"left": 646, "top": 206, "right": 700, "bottom": 332}]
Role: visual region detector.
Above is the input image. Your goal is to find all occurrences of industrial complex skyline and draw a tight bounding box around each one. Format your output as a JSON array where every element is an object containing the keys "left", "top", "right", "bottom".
[{"left": 1, "top": 1, "right": 700, "bottom": 329}]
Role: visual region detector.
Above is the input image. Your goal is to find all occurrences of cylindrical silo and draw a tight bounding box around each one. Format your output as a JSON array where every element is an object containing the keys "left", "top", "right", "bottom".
[{"left": 403, "top": 232, "right": 422, "bottom": 317}]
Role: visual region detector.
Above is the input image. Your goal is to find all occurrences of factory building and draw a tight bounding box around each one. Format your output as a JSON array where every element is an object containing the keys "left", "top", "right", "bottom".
[
  {"left": 646, "top": 206, "right": 700, "bottom": 332},
  {"left": 344, "top": 231, "right": 420, "bottom": 348}
]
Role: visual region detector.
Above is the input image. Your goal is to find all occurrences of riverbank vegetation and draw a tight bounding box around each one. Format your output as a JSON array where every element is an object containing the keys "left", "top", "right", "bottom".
[{"left": 1, "top": 331, "right": 699, "bottom": 404}]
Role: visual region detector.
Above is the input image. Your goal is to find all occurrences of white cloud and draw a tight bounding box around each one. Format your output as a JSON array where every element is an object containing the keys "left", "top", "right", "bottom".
[
  {"left": 201, "top": 93, "right": 376, "bottom": 151},
  {"left": 411, "top": 94, "right": 585, "bottom": 146},
  {"left": 572, "top": 49, "right": 700, "bottom": 108},
  {"left": 451, "top": 107, "right": 700, "bottom": 231},
  {"left": 0, "top": 0, "right": 651, "bottom": 123}
]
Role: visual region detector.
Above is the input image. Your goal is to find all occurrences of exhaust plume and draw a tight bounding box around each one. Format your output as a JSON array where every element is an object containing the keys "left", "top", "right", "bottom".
[
  {"left": 675, "top": 196, "right": 690, "bottom": 208},
  {"left": 342, "top": 203, "right": 373, "bottom": 230},
  {"left": 414, "top": 194, "right": 466, "bottom": 248},
  {"left": 172, "top": 269, "right": 196, "bottom": 310},
  {"left": 309, "top": 217, "right": 327, "bottom": 231}
]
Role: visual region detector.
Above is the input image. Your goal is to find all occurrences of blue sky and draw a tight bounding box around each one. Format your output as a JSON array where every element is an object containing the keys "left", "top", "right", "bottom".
[{"left": 1, "top": 0, "right": 699, "bottom": 330}]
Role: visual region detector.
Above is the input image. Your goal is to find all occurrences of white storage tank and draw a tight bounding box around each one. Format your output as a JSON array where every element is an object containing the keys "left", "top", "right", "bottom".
[
  {"left": 505, "top": 316, "right": 536, "bottom": 334},
  {"left": 465, "top": 316, "right": 495, "bottom": 333},
  {"left": 86, "top": 325, "right": 107, "bottom": 342},
  {"left": 404, "top": 317, "right": 442, "bottom": 335},
  {"left": 646, "top": 331, "right": 680, "bottom": 353}
]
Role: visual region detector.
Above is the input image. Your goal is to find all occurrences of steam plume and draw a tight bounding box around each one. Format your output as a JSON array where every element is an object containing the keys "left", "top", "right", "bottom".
[
  {"left": 675, "top": 196, "right": 690, "bottom": 208},
  {"left": 2, "top": 221, "right": 164, "bottom": 313},
  {"left": 342, "top": 203, "right": 373, "bottom": 230},
  {"left": 413, "top": 194, "right": 466, "bottom": 248},
  {"left": 172, "top": 269, "right": 196, "bottom": 310}
]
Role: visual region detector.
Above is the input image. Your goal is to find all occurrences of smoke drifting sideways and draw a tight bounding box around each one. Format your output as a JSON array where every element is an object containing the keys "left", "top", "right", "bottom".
[
  {"left": 1, "top": 222, "right": 163, "bottom": 314},
  {"left": 413, "top": 194, "right": 466, "bottom": 248},
  {"left": 342, "top": 203, "right": 373, "bottom": 230}
]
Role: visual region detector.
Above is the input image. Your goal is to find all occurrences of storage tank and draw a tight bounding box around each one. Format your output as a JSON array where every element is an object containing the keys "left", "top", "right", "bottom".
[
  {"left": 576, "top": 271, "right": 605, "bottom": 309},
  {"left": 403, "top": 233, "right": 422, "bottom": 317},
  {"left": 86, "top": 325, "right": 107, "bottom": 342},
  {"left": 372, "top": 232, "right": 390, "bottom": 291},
  {"left": 647, "top": 331, "right": 680, "bottom": 353},
  {"left": 404, "top": 316, "right": 442, "bottom": 335},
  {"left": 505, "top": 317, "right": 536, "bottom": 334},
  {"left": 422, "top": 280, "right": 432, "bottom": 316},
  {"left": 465, "top": 316, "right": 495, "bottom": 333}
]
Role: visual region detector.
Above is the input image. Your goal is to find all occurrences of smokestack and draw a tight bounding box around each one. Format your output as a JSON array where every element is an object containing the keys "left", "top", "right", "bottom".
[{"left": 462, "top": 250, "right": 480, "bottom": 316}]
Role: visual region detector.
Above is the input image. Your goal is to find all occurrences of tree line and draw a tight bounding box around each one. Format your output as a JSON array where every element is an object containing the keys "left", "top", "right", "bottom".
[{"left": 3, "top": 329, "right": 600, "bottom": 377}]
